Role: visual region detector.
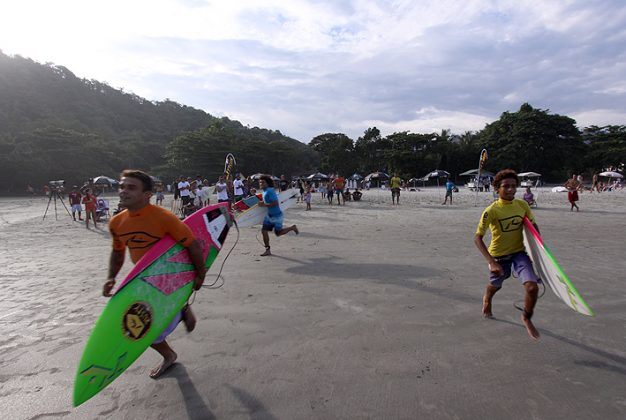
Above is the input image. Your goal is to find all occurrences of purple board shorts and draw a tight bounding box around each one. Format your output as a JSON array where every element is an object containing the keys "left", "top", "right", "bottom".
[
  {"left": 489, "top": 251, "right": 541, "bottom": 288},
  {"left": 153, "top": 310, "right": 183, "bottom": 344}
]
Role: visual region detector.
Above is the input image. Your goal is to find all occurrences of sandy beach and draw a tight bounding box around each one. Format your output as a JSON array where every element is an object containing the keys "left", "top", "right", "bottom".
[{"left": 1, "top": 187, "right": 625, "bottom": 419}]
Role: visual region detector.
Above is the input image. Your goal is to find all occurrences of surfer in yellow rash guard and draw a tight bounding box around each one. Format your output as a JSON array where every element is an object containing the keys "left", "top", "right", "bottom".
[
  {"left": 102, "top": 170, "right": 208, "bottom": 378},
  {"left": 474, "top": 169, "right": 542, "bottom": 340}
]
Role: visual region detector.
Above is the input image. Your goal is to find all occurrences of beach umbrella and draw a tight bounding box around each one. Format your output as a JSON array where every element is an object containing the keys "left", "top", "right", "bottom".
[
  {"left": 460, "top": 169, "right": 494, "bottom": 178},
  {"left": 307, "top": 172, "right": 330, "bottom": 181},
  {"left": 426, "top": 169, "right": 450, "bottom": 178},
  {"left": 599, "top": 171, "right": 623, "bottom": 178},
  {"left": 92, "top": 175, "right": 119, "bottom": 186},
  {"left": 349, "top": 173, "right": 363, "bottom": 181}
]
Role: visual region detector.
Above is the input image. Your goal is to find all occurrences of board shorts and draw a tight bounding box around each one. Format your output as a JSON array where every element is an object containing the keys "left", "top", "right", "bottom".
[
  {"left": 568, "top": 191, "right": 578, "bottom": 202},
  {"left": 391, "top": 187, "right": 400, "bottom": 196},
  {"left": 489, "top": 251, "right": 541, "bottom": 288},
  {"left": 71, "top": 204, "right": 82, "bottom": 212},
  {"left": 445, "top": 190, "right": 453, "bottom": 197},
  {"left": 153, "top": 310, "right": 183, "bottom": 344},
  {"left": 262, "top": 214, "right": 284, "bottom": 233}
]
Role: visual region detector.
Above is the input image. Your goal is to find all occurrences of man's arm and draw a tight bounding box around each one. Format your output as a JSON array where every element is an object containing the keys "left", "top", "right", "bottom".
[
  {"left": 474, "top": 234, "right": 503, "bottom": 276},
  {"left": 103, "top": 249, "right": 125, "bottom": 297},
  {"left": 186, "top": 240, "right": 207, "bottom": 290}
]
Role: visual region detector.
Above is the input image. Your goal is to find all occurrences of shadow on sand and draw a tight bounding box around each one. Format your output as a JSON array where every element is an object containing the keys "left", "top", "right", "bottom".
[
  {"left": 165, "top": 364, "right": 216, "bottom": 420},
  {"left": 273, "top": 255, "right": 477, "bottom": 305},
  {"left": 493, "top": 317, "right": 626, "bottom": 373},
  {"left": 226, "top": 384, "right": 278, "bottom": 420}
]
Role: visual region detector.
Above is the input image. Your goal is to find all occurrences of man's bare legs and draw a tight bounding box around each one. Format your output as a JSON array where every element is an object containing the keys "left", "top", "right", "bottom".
[
  {"left": 521, "top": 281, "right": 540, "bottom": 340},
  {"left": 482, "top": 284, "right": 500, "bottom": 318},
  {"left": 260, "top": 225, "right": 299, "bottom": 256},
  {"left": 150, "top": 340, "right": 177, "bottom": 378}
]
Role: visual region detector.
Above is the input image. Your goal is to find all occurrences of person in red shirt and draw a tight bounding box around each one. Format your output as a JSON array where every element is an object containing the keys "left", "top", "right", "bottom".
[
  {"left": 68, "top": 186, "right": 83, "bottom": 221},
  {"left": 82, "top": 189, "right": 98, "bottom": 229},
  {"left": 333, "top": 175, "right": 345, "bottom": 205}
]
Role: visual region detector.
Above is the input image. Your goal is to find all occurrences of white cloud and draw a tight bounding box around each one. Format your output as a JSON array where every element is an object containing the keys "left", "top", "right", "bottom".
[{"left": 1, "top": 0, "right": 625, "bottom": 141}]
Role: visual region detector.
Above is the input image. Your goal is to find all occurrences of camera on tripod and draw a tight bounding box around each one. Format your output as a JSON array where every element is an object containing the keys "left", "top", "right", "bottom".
[{"left": 48, "top": 180, "right": 65, "bottom": 191}]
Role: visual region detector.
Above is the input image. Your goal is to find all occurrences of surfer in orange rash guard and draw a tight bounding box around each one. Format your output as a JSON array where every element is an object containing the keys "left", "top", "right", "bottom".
[
  {"left": 102, "top": 169, "right": 207, "bottom": 378},
  {"left": 474, "top": 169, "right": 542, "bottom": 340}
]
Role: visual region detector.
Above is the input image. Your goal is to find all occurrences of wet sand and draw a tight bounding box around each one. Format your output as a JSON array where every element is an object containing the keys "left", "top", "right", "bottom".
[{"left": 1, "top": 187, "right": 625, "bottom": 419}]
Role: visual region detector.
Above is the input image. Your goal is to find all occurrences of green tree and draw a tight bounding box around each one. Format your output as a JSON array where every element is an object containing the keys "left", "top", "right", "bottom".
[
  {"left": 309, "top": 133, "right": 356, "bottom": 175},
  {"left": 479, "top": 103, "right": 585, "bottom": 180}
]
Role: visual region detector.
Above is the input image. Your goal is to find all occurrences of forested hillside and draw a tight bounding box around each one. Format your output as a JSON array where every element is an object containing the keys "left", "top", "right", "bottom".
[{"left": 0, "top": 52, "right": 317, "bottom": 192}]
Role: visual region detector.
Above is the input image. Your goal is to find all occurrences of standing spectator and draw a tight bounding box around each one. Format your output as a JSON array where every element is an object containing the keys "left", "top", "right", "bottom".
[
  {"left": 233, "top": 174, "right": 245, "bottom": 202},
  {"left": 304, "top": 185, "right": 312, "bottom": 211},
  {"left": 390, "top": 173, "right": 401, "bottom": 205},
  {"left": 178, "top": 177, "right": 191, "bottom": 206},
  {"left": 442, "top": 178, "right": 456, "bottom": 205},
  {"left": 200, "top": 179, "right": 211, "bottom": 206},
  {"left": 334, "top": 174, "right": 345, "bottom": 205},
  {"left": 82, "top": 188, "right": 98, "bottom": 229},
  {"left": 68, "top": 186, "right": 83, "bottom": 221},
  {"left": 155, "top": 183, "right": 165, "bottom": 206},
  {"left": 172, "top": 176, "right": 182, "bottom": 202},
  {"left": 592, "top": 173, "right": 599, "bottom": 192},
  {"left": 279, "top": 175, "right": 289, "bottom": 192},
  {"left": 216, "top": 175, "right": 230, "bottom": 205}
]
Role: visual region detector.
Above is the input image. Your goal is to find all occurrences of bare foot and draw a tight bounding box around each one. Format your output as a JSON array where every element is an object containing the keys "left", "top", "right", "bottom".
[
  {"left": 182, "top": 305, "right": 196, "bottom": 333},
  {"left": 293, "top": 225, "right": 299, "bottom": 235},
  {"left": 482, "top": 297, "right": 493, "bottom": 318},
  {"left": 149, "top": 351, "right": 177, "bottom": 378},
  {"left": 521, "top": 313, "right": 540, "bottom": 340},
  {"left": 260, "top": 248, "right": 271, "bottom": 257}
]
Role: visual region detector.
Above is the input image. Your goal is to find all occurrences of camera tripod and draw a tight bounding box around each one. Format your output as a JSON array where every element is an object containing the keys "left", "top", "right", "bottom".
[{"left": 43, "top": 189, "right": 72, "bottom": 220}]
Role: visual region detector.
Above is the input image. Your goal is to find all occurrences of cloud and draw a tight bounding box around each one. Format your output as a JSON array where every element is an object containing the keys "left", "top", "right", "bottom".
[{"left": 1, "top": 0, "right": 625, "bottom": 142}]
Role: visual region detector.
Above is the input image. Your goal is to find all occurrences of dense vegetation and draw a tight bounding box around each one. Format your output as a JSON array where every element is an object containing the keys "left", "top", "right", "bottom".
[
  {"left": 1, "top": 51, "right": 624, "bottom": 193},
  {"left": 0, "top": 52, "right": 317, "bottom": 192},
  {"left": 311, "top": 105, "right": 626, "bottom": 182}
]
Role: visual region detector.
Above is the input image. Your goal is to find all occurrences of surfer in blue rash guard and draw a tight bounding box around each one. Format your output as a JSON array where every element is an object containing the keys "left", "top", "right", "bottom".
[
  {"left": 474, "top": 169, "right": 542, "bottom": 340},
  {"left": 258, "top": 174, "right": 299, "bottom": 256}
]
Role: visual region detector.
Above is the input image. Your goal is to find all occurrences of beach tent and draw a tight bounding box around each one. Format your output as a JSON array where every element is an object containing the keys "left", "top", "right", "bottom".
[
  {"left": 349, "top": 173, "right": 363, "bottom": 181},
  {"left": 364, "top": 172, "right": 389, "bottom": 188},
  {"left": 249, "top": 173, "right": 280, "bottom": 181},
  {"left": 518, "top": 172, "right": 542, "bottom": 178},
  {"left": 518, "top": 172, "right": 542, "bottom": 188}
]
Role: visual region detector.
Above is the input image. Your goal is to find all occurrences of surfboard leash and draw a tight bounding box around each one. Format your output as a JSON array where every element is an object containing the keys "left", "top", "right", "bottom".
[
  {"left": 187, "top": 217, "right": 241, "bottom": 306},
  {"left": 512, "top": 281, "right": 546, "bottom": 313}
]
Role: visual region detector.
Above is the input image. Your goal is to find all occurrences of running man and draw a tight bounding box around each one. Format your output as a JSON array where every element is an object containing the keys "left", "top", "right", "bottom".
[
  {"left": 390, "top": 173, "right": 401, "bottom": 205},
  {"left": 258, "top": 174, "right": 298, "bottom": 256},
  {"left": 474, "top": 169, "right": 542, "bottom": 340},
  {"left": 103, "top": 170, "right": 207, "bottom": 378}
]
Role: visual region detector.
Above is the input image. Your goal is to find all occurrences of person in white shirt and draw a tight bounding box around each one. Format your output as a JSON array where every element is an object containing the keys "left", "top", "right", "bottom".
[
  {"left": 216, "top": 175, "right": 230, "bottom": 204},
  {"left": 200, "top": 179, "right": 211, "bottom": 206},
  {"left": 178, "top": 177, "right": 191, "bottom": 206},
  {"left": 233, "top": 174, "right": 244, "bottom": 202}
]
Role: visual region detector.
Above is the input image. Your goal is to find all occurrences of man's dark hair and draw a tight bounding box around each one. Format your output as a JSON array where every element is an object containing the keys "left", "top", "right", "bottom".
[
  {"left": 493, "top": 169, "right": 519, "bottom": 189},
  {"left": 121, "top": 169, "right": 153, "bottom": 192},
  {"left": 260, "top": 174, "right": 275, "bottom": 187}
]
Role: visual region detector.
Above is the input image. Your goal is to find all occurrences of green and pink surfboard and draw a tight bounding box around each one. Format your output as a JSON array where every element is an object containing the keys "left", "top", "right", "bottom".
[
  {"left": 522, "top": 217, "right": 593, "bottom": 316},
  {"left": 73, "top": 203, "right": 233, "bottom": 407}
]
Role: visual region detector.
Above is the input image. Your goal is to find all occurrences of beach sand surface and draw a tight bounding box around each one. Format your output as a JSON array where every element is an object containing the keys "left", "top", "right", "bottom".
[{"left": 1, "top": 187, "right": 625, "bottom": 419}]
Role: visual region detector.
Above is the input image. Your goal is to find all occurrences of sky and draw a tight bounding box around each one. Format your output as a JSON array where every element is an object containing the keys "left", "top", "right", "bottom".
[{"left": 1, "top": 0, "right": 626, "bottom": 143}]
